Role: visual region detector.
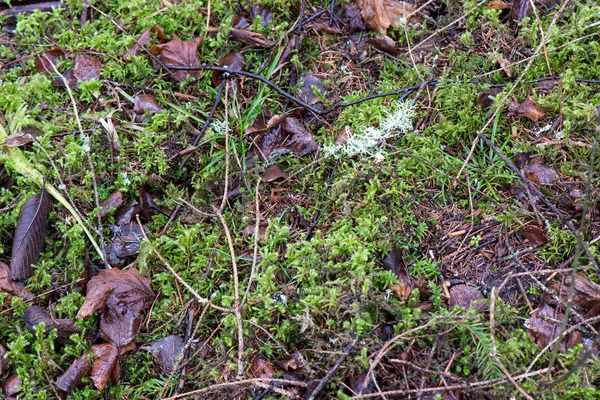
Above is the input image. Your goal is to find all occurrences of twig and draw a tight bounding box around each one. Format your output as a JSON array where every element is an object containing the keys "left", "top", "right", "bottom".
[
  {"left": 307, "top": 337, "right": 357, "bottom": 400},
  {"left": 162, "top": 378, "right": 307, "bottom": 400},
  {"left": 242, "top": 179, "right": 261, "bottom": 305},
  {"left": 306, "top": 158, "right": 339, "bottom": 241},
  {"left": 220, "top": 81, "right": 230, "bottom": 211}
]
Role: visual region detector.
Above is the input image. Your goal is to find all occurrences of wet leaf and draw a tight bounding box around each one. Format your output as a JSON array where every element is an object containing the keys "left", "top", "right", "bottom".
[
  {"left": 548, "top": 273, "right": 600, "bottom": 312},
  {"left": 56, "top": 354, "right": 92, "bottom": 393},
  {"left": 99, "top": 191, "right": 124, "bottom": 218},
  {"left": 521, "top": 225, "right": 548, "bottom": 245},
  {"left": 476, "top": 88, "right": 501, "bottom": 110},
  {"left": 91, "top": 343, "right": 120, "bottom": 391},
  {"left": 35, "top": 47, "right": 66, "bottom": 73},
  {"left": 77, "top": 268, "right": 154, "bottom": 350},
  {"left": 509, "top": 96, "right": 545, "bottom": 122},
  {"left": 133, "top": 94, "right": 163, "bottom": 122},
  {"left": 276, "top": 351, "right": 308, "bottom": 375},
  {"left": 254, "top": 117, "right": 318, "bottom": 160},
  {"left": 529, "top": 303, "right": 580, "bottom": 351},
  {"left": 4, "top": 374, "right": 22, "bottom": 396},
  {"left": 368, "top": 35, "right": 399, "bottom": 55},
  {"left": 105, "top": 223, "right": 149, "bottom": 265},
  {"left": 24, "top": 305, "right": 80, "bottom": 343},
  {"left": 511, "top": 0, "right": 557, "bottom": 21},
  {"left": 261, "top": 164, "right": 289, "bottom": 182},
  {"left": 3, "top": 126, "right": 43, "bottom": 147},
  {"left": 229, "top": 28, "right": 275, "bottom": 48},
  {"left": 342, "top": 5, "right": 367, "bottom": 33},
  {"left": 143, "top": 335, "right": 185, "bottom": 375},
  {"left": 72, "top": 55, "right": 102, "bottom": 82},
  {"left": 212, "top": 51, "right": 245, "bottom": 86},
  {"left": 123, "top": 29, "right": 151, "bottom": 61},
  {"left": 242, "top": 223, "right": 267, "bottom": 241},
  {"left": 11, "top": 188, "right": 51, "bottom": 280},
  {"left": 448, "top": 284, "right": 486, "bottom": 312},
  {"left": 384, "top": 248, "right": 414, "bottom": 301},
  {"left": 248, "top": 356, "right": 276, "bottom": 379},
  {"left": 298, "top": 74, "right": 326, "bottom": 106},
  {"left": 0, "top": 344, "right": 8, "bottom": 375},
  {"left": 515, "top": 153, "right": 557, "bottom": 186},
  {"left": 139, "top": 185, "right": 160, "bottom": 219},
  {"left": 535, "top": 79, "right": 557, "bottom": 94},
  {"left": 356, "top": 0, "right": 416, "bottom": 35},
  {"left": 151, "top": 35, "right": 202, "bottom": 81},
  {"left": 251, "top": 5, "right": 273, "bottom": 27},
  {"left": 114, "top": 200, "right": 141, "bottom": 225},
  {"left": 0, "top": 261, "right": 31, "bottom": 298}
]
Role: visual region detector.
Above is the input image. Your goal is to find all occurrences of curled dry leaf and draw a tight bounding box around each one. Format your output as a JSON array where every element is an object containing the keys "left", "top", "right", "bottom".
[
  {"left": 357, "top": 0, "right": 416, "bottom": 35},
  {"left": 3, "top": 126, "right": 43, "bottom": 147},
  {"left": 99, "top": 191, "right": 124, "bottom": 218},
  {"left": 212, "top": 51, "right": 245, "bottom": 86},
  {"left": 248, "top": 357, "right": 276, "bottom": 379},
  {"left": 151, "top": 35, "right": 202, "bottom": 81},
  {"left": 11, "top": 188, "right": 51, "bottom": 280},
  {"left": 91, "top": 343, "right": 120, "bottom": 391},
  {"left": 254, "top": 116, "right": 318, "bottom": 160},
  {"left": 123, "top": 29, "right": 151, "bottom": 61},
  {"left": 448, "top": 284, "right": 486, "bottom": 312},
  {"left": 514, "top": 153, "right": 557, "bottom": 186},
  {"left": 487, "top": 0, "right": 510, "bottom": 10},
  {"left": 0, "top": 261, "right": 31, "bottom": 298},
  {"left": 24, "top": 305, "right": 80, "bottom": 343},
  {"left": 261, "top": 164, "right": 289, "bottom": 182},
  {"left": 56, "top": 354, "right": 92, "bottom": 393},
  {"left": 77, "top": 268, "right": 154, "bottom": 350},
  {"left": 509, "top": 96, "right": 545, "bottom": 122},
  {"left": 143, "top": 335, "right": 185, "bottom": 375},
  {"left": 230, "top": 28, "right": 275, "bottom": 48},
  {"left": 521, "top": 225, "right": 548, "bottom": 245},
  {"left": 384, "top": 248, "right": 415, "bottom": 301},
  {"left": 35, "top": 47, "right": 67, "bottom": 73},
  {"left": 529, "top": 303, "right": 581, "bottom": 351},
  {"left": 548, "top": 273, "right": 600, "bottom": 312}
]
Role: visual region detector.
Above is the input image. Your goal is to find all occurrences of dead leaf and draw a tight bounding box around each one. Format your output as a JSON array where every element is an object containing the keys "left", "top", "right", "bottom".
[
  {"left": 514, "top": 153, "right": 557, "bottom": 186},
  {"left": 509, "top": 96, "right": 545, "bottom": 122},
  {"left": 139, "top": 185, "right": 160, "bottom": 219},
  {"left": 3, "top": 126, "right": 43, "bottom": 147},
  {"left": 242, "top": 223, "right": 267, "bottom": 241},
  {"left": 298, "top": 74, "right": 326, "bottom": 107},
  {"left": 105, "top": 223, "right": 149, "bottom": 265},
  {"left": 0, "top": 344, "right": 8, "bottom": 375},
  {"left": 384, "top": 247, "right": 415, "bottom": 301},
  {"left": 357, "top": 0, "right": 416, "bottom": 35},
  {"left": 511, "top": 0, "right": 557, "bottom": 21},
  {"left": 151, "top": 24, "right": 169, "bottom": 42},
  {"left": 35, "top": 47, "right": 66, "bottom": 73},
  {"left": 212, "top": 51, "right": 245, "bottom": 86},
  {"left": 276, "top": 351, "right": 308, "bottom": 376},
  {"left": 11, "top": 188, "right": 51, "bottom": 280},
  {"left": 151, "top": 35, "right": 202, "bottom": 81},
  {"left": 91, "top": 343, "right": 120, "bottom": 391},
  {"left": 56, "top": 354, "right": 92, "bottom": 393},
  {"left": 309, "top": 20, "right": 342, "bottom": 35},
  {"left": 476, "top": 88, "right": 501, "bottom": 110},
  {"left": 248, "top": 357, "right": 276, "bottom": 379},
  {"left": 487, "top": 0, "right": 510, "bottom": 10},
  {"left": 261, "top": 165, "right": 289, "bottom": 182},
  {"left": 4, "top": 374, "right": 22, "bottom": 396},
  {"left": 143, "top": 335, "right": 185, "bottom": 375},
  {"left": 77, "top": 268, "right": 154, "bottom": 350},
  {"left": 497, "top": 58, "right": 512, "bottom": 78},
  {"left": 254, "top": 117, "right": 318, "bottom": 160},
  {"left": 448, "top": 284, "right": 486, "bottom": 312},
  {"left": 99, "top": 191, "right": 124, "bottom": 218},
  {"left": 123, "top": 29, "right": 151, "bottom": 62},
  {"left": 0, "top": 261, "right": 31, "bottom": 298},
  {"left": 529, "top": 303, "right": 580, "bottom": 351},
  {"left": 521, "top": 225, "right": 548, "bottom": 245},
  {"left": 348, "top": 373, "right": 375, "bottom": 395},
  {"left": 548, "top": 273, "right": 600, "bottom": 312},
  {"left": 133, "top": 94, "right": 163, "bottom": 122},
  {"left": 368, "top": 35, "right": 399, "bottom": 55},
  {"left": 342, "top": 6, "right": 367, "bottom": 33},
  {"left": 252, "top": 5, "right": 273, "bottom": 27},
  {"left": 229, "top": 28, "right": 275, "bottom": 48},
  {"left": 72, "top": 55, "right": 102, "bottom": 82},
  {"left": 114, "top": 200, "right": 141, "bottom": 225},
  {"left": 23, "top": 305, "right": 80, "bottom": 343},
  {"left": 535, "top": 79, "right": 558, "bottom": 94}
]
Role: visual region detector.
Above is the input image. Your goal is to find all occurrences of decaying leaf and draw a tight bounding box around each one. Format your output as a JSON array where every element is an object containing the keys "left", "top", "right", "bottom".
[
  {"left": 56, "top": 354, "right": 92, "bottom": 393},
  {"left": 114, "top": 200, "right": 141, "bottom": 225},
  {"left": 242, "top": 223, "right": 267, "bottom": 241},
  {"left": 123, "top": 29, "right": 151, "bottom": 61},
  {"left": 276, "top": 351, "right": 308, "bottom": 376},
  {"left": 0, "top": 344, "right": 8, "bottom": 375},
  {"left": 105, "top": 223, "right": 149, "bottom": 265},
  {"left": 548, "top": 273, "right": 600, "bottom": 312},
  {"left": 248, "top": 356, "right": 277, "bottom": 379},
  {"left": 3, "top": 126, "right": 43, "bottom": 147},
  {"left": 133, "top": 94, "right": 163, "bottom": 122},
  {"left": 509, "top": 96, "right": 545, "bottom": 122},
  {"left": 261, "top": 164, "right": 289, "bottom": 182},
  {"left": 368, "top": 35, "right": 399, "bottom": 55},
  {"left": 514, "top": 153, "right": 558, "bottom": 186},
  {"left": 348, "top": 373, "right": 375, "bottom": 395},
  {"left": 212, "top": 51, "right": 245, "bottom": 86},
  {"left": 4, "top": 374, "right": 22, "bottom": 397},
  {"left": 297, "top": 74, "right": 326, "bottom": 107},
  {"left": 476, "top": 88, "right": 501, "bottom": 110},
  {"left": 35, "top": 47, "right": 67, "bottom": 73},
  {"left": 254, "top": 116, "right": 318, "bottom": 160},
  {"left": 0, "top": 261, "right": 32, "bottom": 298},
  {"left": 11, "top": 188, "right": 51, "bottom": 280},
  {"left": 139, "top": 185, "right": 160, "bottom": 219},
  {"left": 384, "top": 247, "right": 415, "bottom": 301},
  {"left": 251, "top": 5, "right": 273, "bottom": 27},
  {"left": 73, "top": 55, "right": 102, "bottom": 82},
  {"left": 448, "top": 284, "right": 486, "bottom": 312},
  {"left": 24, "top": 305, "right": 80, "bottom": 343},
  {"left": 521, "top": 225, "right": 548, "bottom": 245},
  {"left": 99, "top": 191, "right": 124, "bottom": 218},
  {"left": 529, "top": 303, "right": 580, "bottom": 351},
  {"left": 91, "top": 343, "right": 120, "bottom": 391},
  {"left": 487, "top": 0, "right": 510, "bottom": 10},
  {"left": 511, "top": 0, "right": 557, "bottom": 21},
  {"left": 143, "top": 335, "right": 185, "bottom": 375},
  {"left": 342, "top": 5, "right": 367, "bottom": 33},
  {"left": 534, "top": 79, "right": 558, "bottom": 94},
  {"left": 357, "top": 0, "right": 416, "bottom": 35},
  {"left": 77, "top": 268, "right": 154, "bottom": 350},
  {"left": 151, "top": 35, "right": 202, "bottom": 81}
]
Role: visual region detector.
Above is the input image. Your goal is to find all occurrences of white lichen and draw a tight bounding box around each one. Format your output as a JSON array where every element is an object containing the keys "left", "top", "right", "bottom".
[{"left": 324, "top": 101, "right": 415, "bottom": 159}]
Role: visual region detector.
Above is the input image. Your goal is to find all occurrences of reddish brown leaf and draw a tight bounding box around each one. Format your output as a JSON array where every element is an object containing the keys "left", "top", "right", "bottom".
[
  {"left": 133, "top": 94, "right": 163, "bottom": 122},
  {"left": 298, "top": 74, "right": 326, "bottom": 107},
  {"left": 123, "top": 29, "right": 151, "bottom": 62},
  {"left": 535, "top": 79, "right": 558, "bottom": 94},
  {"left": 448, "top": 284, "right": 486, "bottom": 312},
  {"left": 521, "top": 225, "right": 548, "bottom": 245},
  {"left": 0, "top": 261, "right": 32, "bottom": 298},
  {"left": 252, "top": 5, "right": 273, "bottom": 27},
  {"left": 72, "top": 55, "right": 102, "bottom": 82},
  {"left": 548, "top": 273, "right": 600, "bottom": 312},
  {"left": 254, "top": 117, "right": 318, "bottom": 160},
  {"left": 212, "top": 51, "right": 245, "bottom": 86},
  {"left": 4, "top": 374, "right": 22, "bottom": 396},
  {"left": 11, "top": 188, "right": 51, "bottom": 280},
  {"left": 139, "top": 185, "right": 160, "bottom": 219},
  {"left": 242, "top": 223, "right": 267, "bottom": 241},
  {"left": 151, "top": 35, "right": 202, "bottom": 81},
  {"left": 24, "top": 305, "right": 80, "bottom": 343},
  {"left": 509, "top": 96, "right": 545, "bottom": 122},
  {"left": 230, "top": 28, "right": 275, "bottom": 48},
  {"left": 368, "top": 35, "right": 399, "bottom": 55},
  {"left": 248, "top": 357, "right": 276, "bottom": 379},
  {"left": 151, "top": 24, "right": 169, "bottom": 42},
  {"left": 476, "top": 88, "right": 501, "bottom": 110},
  {"left": 114, "top": 200, "right": 141, "bottom": 225},
  {"left": 529, "top": 303, "right": 580, "bottom": 351},
  {"left": 519, "top": 156, "right": 557, "bottom": 186},
  {"left": 0, "top": 344, "right": 8, "bottom": 375},
  {"left": 3, "top": 126, "right": 43, "bottom": 147},
  {"left": 77, "top": 268, "right": 154, "bottom": 350},
  {"left": 91, "top": 343, "right": 120, "bottom": 391},
  {"left": 276, "top": 351, "right": 308, "bottom": 375},
  {"left": 342, "top": 6, "right": 367, "bottom": 33},
  {"left": 384, "top": 247, "right": 415, "bottom": 301},
  {"left": 487, "top": 0, "right": 510, "bottom": 10},
  {"left": 356, "top": 0, "right": 416, "bottom": 35},
  {"left": 261, "top": 165, "right": 289, "bottom": 182},
  {"left": 35, "top": 47, "right": 66, "bottom": 73},
  {"left": 99, "top": 191, "right": 124, "bottom": 218},
  {"left": 56, "top": 354, "right": 92, "bottom": 393},
  {"left": 143, "top": 335, "right": 185, "bottom": 375}
]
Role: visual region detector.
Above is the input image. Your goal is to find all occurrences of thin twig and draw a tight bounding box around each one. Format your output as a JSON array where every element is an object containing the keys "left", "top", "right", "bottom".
[
  {"left": 242, "top": 179, "right": 261, "bottom": 306},
  {"left": 307, "top": 337, "right": 357, "bottom": 400},
  {"left": 220, "top": 81, "right": 230, "bottom": 211},
  {"left": 162, "top": 378, "right": 307, "bottom": 400}
]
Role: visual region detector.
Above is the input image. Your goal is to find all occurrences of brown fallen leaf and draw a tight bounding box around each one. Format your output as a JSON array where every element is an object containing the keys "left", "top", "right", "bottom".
[
  {"left": 99, "top": 191, "right": 124, "bottom": 218},
  {"left": 487, "top": 0, "right": 510, "bottom": 10},
  {"left": 534, "top": 79, "right": 558, "bottom": 94},
  {"left": 72, "top": 55, "right": 102, "bottom": 82},
  {"left": 0, "top": 261, "right": 31, "bottom": 298},
  {"left": 151, "top": 24, "right": 170, "bottom": 42},
  {"left": 448, "top": 284, "right": 486, "bottom": 312},
  {"left": 514, "top": 153, "right": 557, "bottom": 186},
  {"left": 91, "top": 343, "right": 120, "bottom": 391},
  {"left": 521, "top": 225, "right": 548, "bottom": 245},
  {"left": 151, "top": 35, "right": 202, "bottom": 81},
  {"left": 105, "top": 223, "right": 150, "bottom": 265},
  {"left": 368, "top": 35, "right": 399, "bottom": 55},
  {"left": 476, "top": 88, "right": 501, "bottom": 110},
  {"left": 261, "top": 165, "right": 289, "bottom": 182},
  {"left": 242, "top": 223, "right": 267, "bottom": 241},
  {"left": 0, "top": 344, "right": 8, "bottom": 375},
  {"left": 509, "top": 96, "right": 545, "bottom": 122},
  {"left": 212, "top": 51, "right": 245, "bottom": 86},
  {"left": 348, "top": 373, "right": 375, "bottom": 395},
  {"left": 297, "top": 74, "right": 326, "bottom": 107},
  {"left": 384, "top": 247, "right": 415, "bottom": 301},
  {"left": 254, "top": 116, "right": 318, "bottom": 160},
  {"left": 529, "top": 303, "right": 580, "bottom": 351},
  {"left": 497, "top": 58, "right": 512, "bottom": 78},
  {"left": 357, "top": 0, "right": 416, "bottom": 35},
  {"left": 143, "top": 335, "right": 185, "bottom": 375},
  {"left": 77, "top": 268, "right": 154, "bottom": 350},
  {"left": 35, "top": 47, "right": 67, "bottom": 73},
  {"left": 4, "top": 374, "right": 22, "bottom": 397},
  {"left": 114, "top": 200, "right": 141, "bottom": 225},
  {"left": 342, "top": 5, "right": 367, "bottom": 33},
  {"left": 511, "top": 0, "right": 557, "bottom": 21},
  {"left": 133, "top": 94, "right": 163, "bottom": 122},
  {"left": 56, "top": 353, "right": 92, "bottom": 393},
  {"left": 276, "top": 351, "right": 309, "bottom": 376},
  {"left": 24, "top": 305, "right": 80, "bottom": 343},
  {"left": 3, "top": 126, "right": 43, "bottom": 147},
  {"left": 123, "top": 29, "right": 151, "bottom": 62},
  {"left": 548, "top": 273, "right": 600, "bottom": 312},
  {"left": 139, "top": 185, "right": 161, "bottom": 219},
  {"left": 251, "top": 5, "right": 273, "bottom": 27},
  {"left": 248, "top": 356, "right": 276, "bottom": 379},
  {"left": 11, "top": 188, "right": 51, "bottom": 280}
]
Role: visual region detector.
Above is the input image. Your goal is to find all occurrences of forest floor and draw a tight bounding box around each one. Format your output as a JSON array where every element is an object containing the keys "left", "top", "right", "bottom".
[{"left": 1, "top": 0, "right": 600, "bottom": 398}]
